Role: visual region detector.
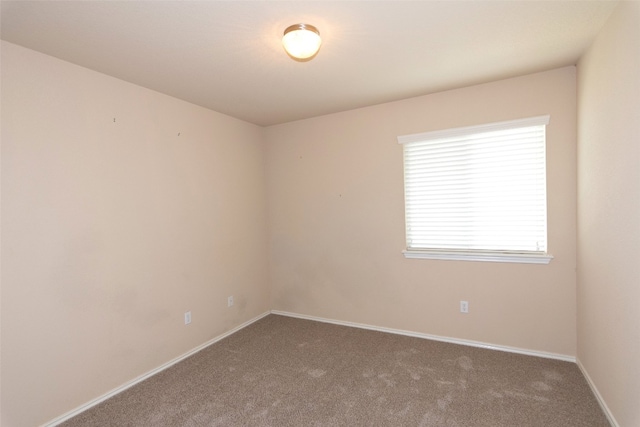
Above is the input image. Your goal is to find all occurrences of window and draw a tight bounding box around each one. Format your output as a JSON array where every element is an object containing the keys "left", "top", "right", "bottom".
[{"left": 398, "top": 116, "right": 552, "bottom": 264}]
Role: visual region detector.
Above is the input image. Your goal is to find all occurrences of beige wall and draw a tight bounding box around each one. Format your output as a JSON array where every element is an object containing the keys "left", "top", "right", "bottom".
[
  {"left": 1, "top": 41, "right": 270, "bottom": 426},
  {"left": 577, "top": 2, "right": 640, "bottom": 426},
  {"left": 6, "top": 15, "right": 633, "bottom": 424},
  {"left": 265, "top": 67, "right": 578, "bottom": 357}
]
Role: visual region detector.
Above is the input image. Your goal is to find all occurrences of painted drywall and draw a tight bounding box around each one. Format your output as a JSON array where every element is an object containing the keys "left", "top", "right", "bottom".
[
  {"left": 266, "top": 67, "right": 578, "bottom": 358},
  {"left": 577, "top": 1, "right": 640, "bottom": 426},
  {"left": 1, "top": 41, "right": 270, "bottom": 426}
]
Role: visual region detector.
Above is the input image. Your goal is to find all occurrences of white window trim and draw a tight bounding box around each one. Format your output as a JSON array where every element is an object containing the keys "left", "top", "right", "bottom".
[{"left": 402, "top": 249, "right": 553, "bottom": 264}]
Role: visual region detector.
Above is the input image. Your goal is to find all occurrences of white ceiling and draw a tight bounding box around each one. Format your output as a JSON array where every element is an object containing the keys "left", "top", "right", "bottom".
[{"left": 1, "top": 1, "right": 618, "bottom": 126}]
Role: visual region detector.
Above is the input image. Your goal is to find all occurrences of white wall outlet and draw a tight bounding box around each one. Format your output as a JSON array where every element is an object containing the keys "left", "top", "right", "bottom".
[
  {"left": 184, "top": 311, "right": 192, "bottom": 325},
  {"left": 460, "top": 301, "right": 469, "bottom": 313},
  {"left": 227, "top": 296, "right": 234, "bottom": 307}
]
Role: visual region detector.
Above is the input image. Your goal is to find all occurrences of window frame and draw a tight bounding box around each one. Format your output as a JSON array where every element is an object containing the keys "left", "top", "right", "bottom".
[{"left": 398, "top": 116, "right": 553, "bottom": 264}]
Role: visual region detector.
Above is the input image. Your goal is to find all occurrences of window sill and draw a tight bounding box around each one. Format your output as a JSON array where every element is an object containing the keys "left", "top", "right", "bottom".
[{"left": 402, "top": 250, "right": 553, "bottom": 264}]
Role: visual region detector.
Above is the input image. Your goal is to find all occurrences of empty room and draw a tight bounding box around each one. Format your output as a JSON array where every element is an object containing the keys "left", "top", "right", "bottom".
[{"left": 1, "top": 1, "right": 638, "bottom": 426}]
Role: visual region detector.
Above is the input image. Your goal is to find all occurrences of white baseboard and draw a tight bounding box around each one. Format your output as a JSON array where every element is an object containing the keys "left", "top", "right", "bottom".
[
  {"left": 43, "top": 311, "right": 271, "bottom": 427},
  {"left": 576, "top": 358, "right": 619, "bottom": 427},
  {"left": 44, "top": 309, "right": 578, "bottom": 426},
  {"left": 271, "top": 310, "right": 576, "bottom": 363}
]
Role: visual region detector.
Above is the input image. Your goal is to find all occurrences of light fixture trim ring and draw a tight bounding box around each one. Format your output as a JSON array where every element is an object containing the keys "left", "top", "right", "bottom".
[{"left": 283, "top": 23, "right": 320, "bottom": 37}]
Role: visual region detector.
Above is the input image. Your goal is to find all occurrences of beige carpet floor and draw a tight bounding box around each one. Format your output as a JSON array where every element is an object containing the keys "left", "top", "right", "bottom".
[{"left": 62, "top": 314, "right": 610, "bottom": 426}]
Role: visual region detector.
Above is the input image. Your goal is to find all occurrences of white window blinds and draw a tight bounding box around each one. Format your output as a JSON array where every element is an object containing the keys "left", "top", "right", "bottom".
[{"left": 398, "top": 116, "right": 549, "bottom": 256}]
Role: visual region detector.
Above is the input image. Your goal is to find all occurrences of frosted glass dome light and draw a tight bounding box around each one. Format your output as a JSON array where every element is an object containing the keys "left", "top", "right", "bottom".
[{"left": 282, "top": 24, "right": 322, "bottom": 61}]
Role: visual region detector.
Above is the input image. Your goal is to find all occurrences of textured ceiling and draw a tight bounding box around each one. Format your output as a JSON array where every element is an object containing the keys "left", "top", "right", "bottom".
[{"left": 1, "top": 1, "right": 618, "bottom": 126}]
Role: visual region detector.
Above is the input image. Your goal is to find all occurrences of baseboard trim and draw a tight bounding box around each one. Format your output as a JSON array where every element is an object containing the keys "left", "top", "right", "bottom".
[
  {"left": 43, "top": 311, "right": 271, "bottom": 427},
  {"left": 44, "top": 309, "right": 577, "bottom": 426},
  {"left": 271, "top": 310, "right": 576, "bottom": 363},
  {"left": 576, "top": 358, "right": 619, "bottom": 427}
]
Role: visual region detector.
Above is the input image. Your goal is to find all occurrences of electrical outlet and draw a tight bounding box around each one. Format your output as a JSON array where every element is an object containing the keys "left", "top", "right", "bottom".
[
  {"left": 227, "top": 296, "right": 234, "bottom": 307},
  {"left": 460, "top": 301, "right": 469, "bottom": 313},
  {"left": 184, "top": 311, "right": 192, "bottom": 325}
]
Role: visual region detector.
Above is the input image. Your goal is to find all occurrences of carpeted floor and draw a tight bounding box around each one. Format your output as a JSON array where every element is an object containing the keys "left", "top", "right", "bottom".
[{"left": 62, "top": 314, "right": 610, "bottom": 426}]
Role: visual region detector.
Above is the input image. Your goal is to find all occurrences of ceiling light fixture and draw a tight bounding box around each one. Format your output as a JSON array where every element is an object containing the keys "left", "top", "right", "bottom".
[{"left": 282, "top": 23, "right": 322, "bottom": 61}]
